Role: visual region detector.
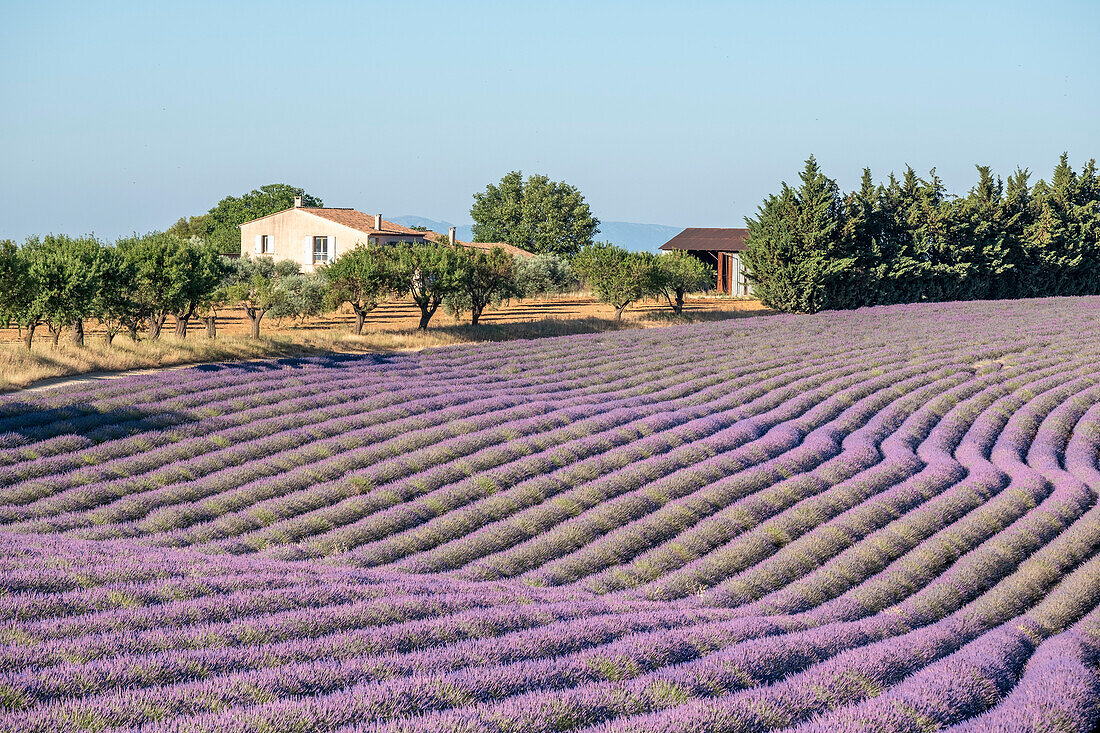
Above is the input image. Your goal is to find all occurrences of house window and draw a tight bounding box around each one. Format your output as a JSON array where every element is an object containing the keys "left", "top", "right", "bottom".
[
  {"left": 313, "top": 236, "right": 329, "bottom": 264},
  {"left": 261, "top": 235, "right": 273, "bottom": 254}
]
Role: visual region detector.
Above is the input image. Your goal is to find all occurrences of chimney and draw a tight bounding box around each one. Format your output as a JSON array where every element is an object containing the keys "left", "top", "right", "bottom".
[
  {"left": 293, "top": 196, "right": 302, "bottom": 208},
  {"left": 375, "top": 213, "right": 383, "bottom": 230},
  {"left": 448, "top": 226, "right": 456, "bottom": 246}
]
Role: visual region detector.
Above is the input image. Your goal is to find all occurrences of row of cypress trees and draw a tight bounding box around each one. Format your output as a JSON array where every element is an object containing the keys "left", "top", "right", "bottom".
[{"left": 741, "top": 154, "right": 1100, "bottom": 313}]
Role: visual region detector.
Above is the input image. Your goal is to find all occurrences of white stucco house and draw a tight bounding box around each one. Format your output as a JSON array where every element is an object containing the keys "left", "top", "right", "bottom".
[{"left": 239, "top": 197, "right": 433, "bottom": 272}]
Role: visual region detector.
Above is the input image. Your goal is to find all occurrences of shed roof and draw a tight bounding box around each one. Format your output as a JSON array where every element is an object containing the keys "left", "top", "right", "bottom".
[{"left": 659, "top": 228, "right": 749, "bottom": 252}]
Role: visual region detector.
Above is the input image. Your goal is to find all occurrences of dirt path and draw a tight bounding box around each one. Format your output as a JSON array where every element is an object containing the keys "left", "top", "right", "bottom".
[{"left": 20, "top": 363, "right": 218, "bottom": 394}]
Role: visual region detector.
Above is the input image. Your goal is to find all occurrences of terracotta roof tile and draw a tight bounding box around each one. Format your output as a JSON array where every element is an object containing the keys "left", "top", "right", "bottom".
[{"left": 300, "top": 208, "right": 430, "bottom": 237}]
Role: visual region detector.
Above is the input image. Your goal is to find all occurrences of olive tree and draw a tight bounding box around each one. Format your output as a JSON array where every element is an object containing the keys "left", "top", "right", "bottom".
[
  {"left": 650, "top": 250, "right": 713, "bottom": 314},
  {"left": 447, "top": 247, "right": 520, "bottom": 325},
  {"left": 21, "top": 235, "right": 107, "bottom": 346},
  {"left": 512, "top": 253, "right": 576, "bottom": 297},
  {"left": 0, "top": 241, "right": 41, "bottom": 348},
  {"left": 92, "top": 246, "right": 143, "bottom": 344},
  {"left": 227, "top": 257, "right": 287, "bottom": 338},
  {"left": 172, "top": 240, "right": 233, "bottom": 338},
  {"left": 573, "top": 243, "right": 656, "bottom": 320},
  {"left": 320, "top": 244, "right": 394, "bottom": 334},
  {"left": 270, "top": 272, "right": 331, "bottom": 325},
  {"left": 390, "top": 243, "right": 462, "bottom": 330}
]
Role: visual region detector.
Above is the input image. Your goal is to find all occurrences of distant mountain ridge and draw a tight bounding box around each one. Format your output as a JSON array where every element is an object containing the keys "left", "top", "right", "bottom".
[{"left": 390, "top": 215, "right": 683, "bottom": 254}]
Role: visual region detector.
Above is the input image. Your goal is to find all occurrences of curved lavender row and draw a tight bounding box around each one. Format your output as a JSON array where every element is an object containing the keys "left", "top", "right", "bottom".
[
  {"left": 695, "top": 364, "right": 1100, "bottom": 609},
  {"left": 12, "top": 327, "right": 858, "bottom": 545},
  {"left": 336, "top": 372, "right": 1100, "bottom": 730},
  {"left": 1, "top": 327, "right": 744, "bottom": 513},
  {"left": 28, "top": 356, "right": 718, "bottom": 536},
  {"left": 499, "top": 366, "right": 971, "bottom": 587},
  {"left": 21, "top": 354, "right": 1086, "bottom": 726},
  {"left": 784, "top": 385, "right": 1100, "bottom": 730},
  {"left": 2, "top": 341, "right": 714, "bottom": 524},
  {"left": 944, "top": 609, "right": 1100, "bottom": 732},
  {"left": 393, "top": 355, "right": 942, "bottom": 577},
  {"left": 572, "top": 426, "right": 1100, "bottom": 732},
  {"left": 0, "top": 558, "right": 647, "bottom": 670},
  {"left": 0, "top": 375, "right": 442, "bottom": 515},
  {"left": 192, "top": 349, "right": 849, "bottom": 556},
  {"left": 790, "top": 554, "right": 1100, "bottom": 732},
  {"left": 646, "top": 363, "right": 1010, "bottom": 603},
  {"left": 379, "top": 493, "right": 1100, "bottom": 733},
  {"left": 6, "top": 363, "right": 1091, "bottom": 717},
  {"left": 36, "top": 365, "right": 1091, "bottom": 730},
  {"left": 316, "top": 355, "right": 896, "bottom": 568},
  {"left": 2, "top": 598, "right": 727, "bottom": 704},
  {"left": 581, "top": 349, "right": 1076, "bottom": 598},
  {"left": 734, "top": 357, "right": 1083, "bottom": 617},
  {"left": 0, "top": 360, "right": 408, "bottom": 487},
  {"left": 8, "top": 389, "right": 522, "bottom": 530},
  {"left": 1, "top": 298, "right": 1099, "bottom": 732}
]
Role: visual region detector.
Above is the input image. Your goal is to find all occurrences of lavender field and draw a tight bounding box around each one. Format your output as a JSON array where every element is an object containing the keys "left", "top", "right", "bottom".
[{"left": 3, "top": 297, "right": 1100, "bottom": 732}]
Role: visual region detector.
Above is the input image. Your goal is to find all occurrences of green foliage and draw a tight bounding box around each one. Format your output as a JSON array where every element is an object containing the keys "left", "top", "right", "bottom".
[
  {"left": 91, "top": 245, "right": 142, "bottom": 343},
  {"left": 270, "top": 273, "right": 331, "bottom": 324},
  {"left": 165, "top": 214, "right": 211, "bottom": 240},
  {"left": 172, "top": 184, "right": 323, "bottom": 255},
  {"left": 173, "top": 240, "right": 233, "bottom": 337},
  {"left": 446, "top": 247, "right": 521, "bottom": 325},
  {"left": 0, "top": 240, "right": 33, "bottom": 332},
  {"left": 117, "top": 233, "right": 231, "bottom": 338},
  {"left": 573, "top": 243, "right": 656, "bottom": 319},
  {"left": 320, "top": 244, "right": 394, "bottom": 334},
  {"left": 744, "top": 154, "right": 1100, "bottom": 313},
  {"left": 512, "top": 253, "right": 577, "bottom": 297},
  {"left": 191, "top": 255, "right": 239, "bottom": 339},
  {"left": 274, "top": 259, "right": 301, "bottom": 277},
  {"left": 390, "top": 243, "right": 463, "bottom": 330},
  {"left": 117, "top": 232, "right": 177, "bottom": 336},
  {"left": 651, "top": 250, "right": 713, "bottom": 314},
  {"left": 21, "top": 235, "right": 110, "bottom": 345},
  {"left": 741, "top": 156, "right": 858, "bottom": 314},
  {"left": 226, "top": 258, "right": 289, "bottom": 338},
  {"left": 471, "top": 171, "right": 600, "bottom": 257}
]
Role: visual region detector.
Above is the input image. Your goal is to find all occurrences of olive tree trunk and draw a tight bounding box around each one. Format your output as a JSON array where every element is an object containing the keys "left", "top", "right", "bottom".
[{"left": 147, "top": 314, "right": 167, "bottom": 340}]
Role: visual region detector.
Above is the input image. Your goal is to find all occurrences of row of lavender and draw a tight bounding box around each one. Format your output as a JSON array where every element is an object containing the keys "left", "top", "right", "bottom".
[{"left": 1, "top": 296, "right": 1099, "bottom": 730}]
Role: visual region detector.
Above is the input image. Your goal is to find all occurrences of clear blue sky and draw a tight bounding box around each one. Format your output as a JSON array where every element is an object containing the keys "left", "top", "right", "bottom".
[{"left": 2, "top": 0, "right": 1097, "bottom": 241}]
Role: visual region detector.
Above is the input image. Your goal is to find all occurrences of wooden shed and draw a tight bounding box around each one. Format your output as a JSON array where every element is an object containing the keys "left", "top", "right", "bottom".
[{"left": 659, "top": 228, "right": 751, "bottom": 296}]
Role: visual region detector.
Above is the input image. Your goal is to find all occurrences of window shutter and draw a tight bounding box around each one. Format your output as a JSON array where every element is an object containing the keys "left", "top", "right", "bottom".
[
  {"left": 328, "top": 235, "right": 336, "bottom": 261},
  {"left": 254, "top": 234, "right": 262, "bottom": 254},
  {"left": 305, "top": 235, "right": 313, "bottom": 263}
]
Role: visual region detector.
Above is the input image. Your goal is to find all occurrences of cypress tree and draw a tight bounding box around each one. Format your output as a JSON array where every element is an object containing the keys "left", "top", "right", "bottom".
[
  {"left": 744, "top": 154, "right": 1100, "bottom": 312},
  {"left": 742, "top": 156, "right": 854, "bottom": 313}
]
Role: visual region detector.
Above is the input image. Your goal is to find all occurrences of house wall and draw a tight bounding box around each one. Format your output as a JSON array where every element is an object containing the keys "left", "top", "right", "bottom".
[{"left": 239, "top": 210, "right": 426, "bottom": 273}]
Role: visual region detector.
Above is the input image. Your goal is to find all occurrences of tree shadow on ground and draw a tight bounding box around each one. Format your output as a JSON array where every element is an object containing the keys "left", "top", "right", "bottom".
[{"left": 0, "top": 353, "right": 393, "bottom": 450}]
